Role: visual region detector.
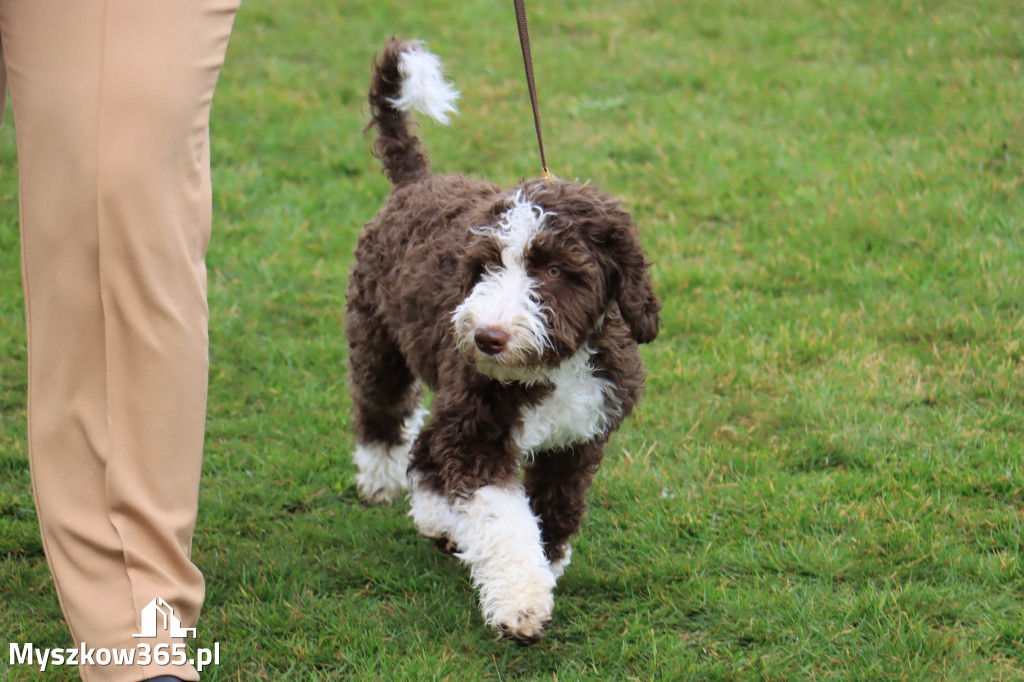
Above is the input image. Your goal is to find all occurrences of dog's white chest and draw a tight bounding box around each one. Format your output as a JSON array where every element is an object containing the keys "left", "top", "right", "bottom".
[{"left": 513, "top": 348, "right": 620, "bottom": 456}]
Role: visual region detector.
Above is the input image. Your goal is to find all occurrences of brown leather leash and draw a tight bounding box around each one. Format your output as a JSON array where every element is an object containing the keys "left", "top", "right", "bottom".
[{"left": 513, "top": 0, "right": 554, "bottom": 182}]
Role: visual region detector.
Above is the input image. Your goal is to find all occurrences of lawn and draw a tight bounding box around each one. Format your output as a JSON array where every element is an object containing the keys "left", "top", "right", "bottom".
[{"left": 2, "top": 0, "right": 1022, "bottom": 679}]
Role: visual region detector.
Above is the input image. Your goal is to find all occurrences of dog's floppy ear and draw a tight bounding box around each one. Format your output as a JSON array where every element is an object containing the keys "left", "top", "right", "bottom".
[
  {"left": 603, "top": 217, "right": 661, "bottom": 344},
  {"left": 576, "top": 197, "right": 660, "bottom": 344}
]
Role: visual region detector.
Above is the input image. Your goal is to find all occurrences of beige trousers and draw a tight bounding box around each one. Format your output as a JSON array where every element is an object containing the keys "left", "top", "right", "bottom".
[{"left": 0, "top": 2, "right": 238, "bottom": 680}]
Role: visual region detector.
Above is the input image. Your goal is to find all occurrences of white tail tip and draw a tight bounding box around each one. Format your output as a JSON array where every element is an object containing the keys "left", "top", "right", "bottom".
[{"left": 389, "top": 43, "right": 460, "bottom": 125}]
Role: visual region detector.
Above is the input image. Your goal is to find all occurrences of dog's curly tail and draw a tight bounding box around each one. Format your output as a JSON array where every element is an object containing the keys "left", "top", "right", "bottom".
[{"left": 367, "top": 38, "right": 460, "bottom": 187}]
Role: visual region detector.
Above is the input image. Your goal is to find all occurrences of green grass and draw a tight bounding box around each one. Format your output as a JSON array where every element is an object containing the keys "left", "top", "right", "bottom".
[{"left": 2, "top": 0, "right": 1023, "bottom": 679}]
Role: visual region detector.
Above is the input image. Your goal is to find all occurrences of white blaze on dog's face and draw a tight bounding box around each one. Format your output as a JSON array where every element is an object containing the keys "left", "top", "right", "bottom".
[{"left": 452, "top": 193, "right": 553, "bottom": 382}]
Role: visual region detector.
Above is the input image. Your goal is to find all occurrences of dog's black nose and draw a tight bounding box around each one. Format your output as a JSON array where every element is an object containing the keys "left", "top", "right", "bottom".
[{"left": 474, "top": 327, "right": 510, "bottom": 355}]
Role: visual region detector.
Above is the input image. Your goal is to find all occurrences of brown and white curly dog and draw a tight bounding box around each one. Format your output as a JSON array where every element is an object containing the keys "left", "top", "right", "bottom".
[{"left": 345, "top": 38, "right": 661, "bottom": 645}]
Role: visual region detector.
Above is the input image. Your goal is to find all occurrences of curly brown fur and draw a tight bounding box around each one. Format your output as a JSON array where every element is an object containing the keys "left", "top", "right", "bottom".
[{"left": 346, "top": 38, "right": 660, "bottom": 645}]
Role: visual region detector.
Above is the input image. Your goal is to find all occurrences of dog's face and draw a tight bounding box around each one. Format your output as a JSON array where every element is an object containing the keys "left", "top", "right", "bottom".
[{"left": 451, "top": 181, "right": 660, "bottom": 382}]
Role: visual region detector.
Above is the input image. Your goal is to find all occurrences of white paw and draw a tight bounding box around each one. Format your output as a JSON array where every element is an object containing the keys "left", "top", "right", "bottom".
[
  {"left": 353, "top": 442, "right": 410, "bottom": 504},
  {"left": 355, "top": 472, "right": 406, "bottom": 504},
  {"left": 489, "top": 592, "right": 554, "bottom": 646},
  {"left": 449, "top": 485, "right": 558, "bottom": 645},
  {"left": 352, "top": 408, "right": 427, "bottom": 504},
  {"left": 409, "top": 473, "right": 458, "bottom": 541},
  {"left": 549, "top": 544, "right": 572, "bottom": 580}
]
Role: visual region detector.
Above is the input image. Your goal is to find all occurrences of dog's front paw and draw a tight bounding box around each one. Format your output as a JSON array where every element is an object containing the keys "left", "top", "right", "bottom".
[
  {"left": 485, "top": 585, "right": 554, "bottom": 647},
  {"left": 493, "top": 603, "right": 553, "bottom": 646}
]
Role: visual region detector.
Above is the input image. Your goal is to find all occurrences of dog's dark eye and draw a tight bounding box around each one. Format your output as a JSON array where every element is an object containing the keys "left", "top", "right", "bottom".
[{"left": 546, "top": 265, "right": 563, "bottom": 279}]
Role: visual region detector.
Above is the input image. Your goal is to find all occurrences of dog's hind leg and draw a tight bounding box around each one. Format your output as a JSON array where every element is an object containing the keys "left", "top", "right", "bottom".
[
  {"left": 524, "top": 441, "right": 605, "bottom": 580},
  {"left": 346, "top": 311, "right": 426, "bottom": 504}
]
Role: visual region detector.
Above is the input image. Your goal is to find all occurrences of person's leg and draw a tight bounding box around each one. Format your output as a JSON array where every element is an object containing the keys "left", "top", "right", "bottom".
[{"left": 0, "top": 1, "right": 238, "bottom": 679}]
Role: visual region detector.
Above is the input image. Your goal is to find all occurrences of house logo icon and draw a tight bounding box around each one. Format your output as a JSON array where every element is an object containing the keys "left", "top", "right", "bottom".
[{"left": 132, "top": 597, "right": 197, "bottom": 638}]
